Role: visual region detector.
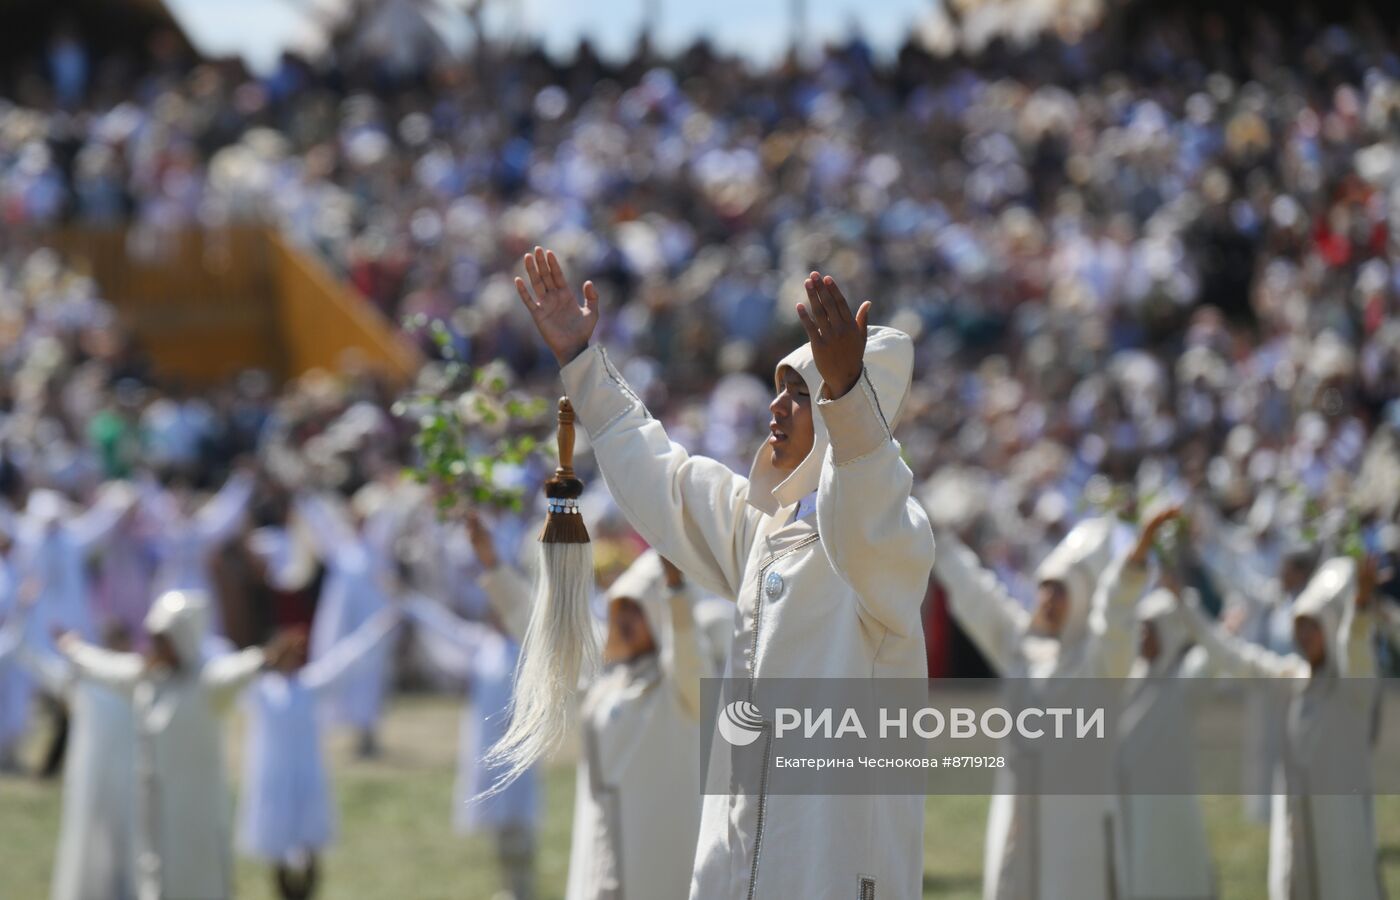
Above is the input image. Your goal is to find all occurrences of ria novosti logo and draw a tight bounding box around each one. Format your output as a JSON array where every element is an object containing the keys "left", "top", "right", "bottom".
[{"left": 717, "top": 700, "right": 766, "bottom": 746}]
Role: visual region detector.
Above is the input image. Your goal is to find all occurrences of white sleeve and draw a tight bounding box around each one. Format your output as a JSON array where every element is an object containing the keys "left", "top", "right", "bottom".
[
  {"left": 479, "top": 566, "right": 533, "bottom": 644},
  {"left": 69, "top": 486, "right": 134, "bottom": 554},
  {"left": 195, "top": 471, "right": 255, "bottom": 545},
  {"left": 293, "top": 492, "right": 358, "bottom": 562},
  {"left": 1092, "top": 555, "right": 1151, "bottom": 678},
  {"left": 60, "top": 641, "right": 145, "bottom": 694},
  {"left": 302, "top": 607, "right": 403, "bottom": 694},
  {"left": 931, "top": 531, "right": 1029, "bottom": 675},
  {"left": 404, "top": 595, "right": 493, "bottom": 679},
  {"left": 561, "top": 345, "right": 761, "bottom": 600},
  {"left": 813, "top": 370, "right": 936, "bottom": 639},
  {"left": 201, "top": 647, "right": 268, "bottom": 709},
  {"left": 1179, "top": 595, "right": 1305, "bottom": 679},
  {"left": 661, "top": 587, "right": 705, "bottom": 720}
]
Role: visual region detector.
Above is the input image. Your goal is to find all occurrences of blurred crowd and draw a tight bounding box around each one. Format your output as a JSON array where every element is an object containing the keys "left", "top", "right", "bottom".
[
  {"left": 1, "top": 8, "right": 1400, "bottom": 898},
  {"left": 3, "top": 8, "right": 1400, "bottom": 656}
]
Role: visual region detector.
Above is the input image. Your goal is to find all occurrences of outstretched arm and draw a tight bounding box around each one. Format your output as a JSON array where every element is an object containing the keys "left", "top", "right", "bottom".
[
  {"left": 805, "top": 273, "right": 933, "bottom": 638},
  {"left": 1177, "top": 592, "right": 1304, "bottom": 679},
  {"left": 70, "top": 483, "right": 136, "bottom": 554},
  {"left": 520, "top": 247, "right": 760, "bottom": 600},
  {"left": 302, "top": 606, "right": 403, "bottom": 694},
  {"left": 1094, "top": 506, "right": 1178, "bottom": 677},
  {"left": 467, "top": 510, "right": 533, "bottom": 642},
  {"left": 194, "top": 470, "right": 256, "bottom": 545},
  {"left": 931, "top": 530, "right": 1029, "bottom": 675},
  {"left": 292, "top": 492, "right": 358, "bottom": 562},
  {"left": 403, "top": 594, "right": 496, "bottom": 679},
  {"left": 1343, "top": 558, "right": 1380, "bottom": 679},
  {"left": 202, "top": 647, "right": 268, "bottom": 709},
  {"left": 658, "top": 558, "right": 706, "bottom": 719},
  {"left": 56, "top": 634, "right": 144, "bottom": 694}
]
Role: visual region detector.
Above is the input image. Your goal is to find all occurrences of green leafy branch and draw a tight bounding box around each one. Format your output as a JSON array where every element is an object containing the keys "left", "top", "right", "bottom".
[{"left": 394, "top": 316, "right": 553, "bottom": 518}]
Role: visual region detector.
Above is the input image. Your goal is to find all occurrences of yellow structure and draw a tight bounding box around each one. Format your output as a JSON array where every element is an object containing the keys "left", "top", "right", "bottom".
[{"left": 43, "top": 226, "right": 422, "bottom": 386}]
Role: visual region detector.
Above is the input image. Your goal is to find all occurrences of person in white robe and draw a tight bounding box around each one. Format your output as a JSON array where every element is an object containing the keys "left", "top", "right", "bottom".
[
  {"left": 12, "top": 483, "right": 136, "bottom": 775},
  {"left": 93, "top": 515, "right": 158, "bottom": 650},
  {"left": 1179, "top": 556, "right": 1385, "bottom": 900},
  {"left": 14, "top": 483, "right": 137, "bottom": 647},
  {"left": 1, "top": 604, "right": 139, "bottom": 900},
  {"left": 294, "top": 491, "right": 396, "bottom": 756},
  {"left": 515, "top": 250, "right": 934, "bottom": 898},
  {"left": 137, "top": 469, "right": 255, "bottom": 637},
  {"left": 1199, "top": 519, "right": 1319, "bottom": 822},
  {"left": 405, "top": 510, "right": 538, "bottom": 900},
  {"left": 237, "top": 605, "right": 403, "bottom": 899},
  {"left": 1108, "top": 572, "right": 1215, "bottom": 898},
  {"left": 566, "top": 550, "right": 710, "bottom": 900},
  {"left": 56, "top": 590, "right": 271, "bottom": 900},
  {"left": 932, "top": 507, "right": 1168, "bottom": 900}
]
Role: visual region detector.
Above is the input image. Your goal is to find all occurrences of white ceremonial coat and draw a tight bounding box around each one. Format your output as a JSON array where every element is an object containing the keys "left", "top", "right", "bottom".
[
  {"left": 3, "top": 629, "right": 139, "bottom": 900},
  {"left": 1198, "top": 528, "right": 1296, "bottom": 821},
  {"left": 565, "top": 552, "right": 709, "bottom": 900},
  {"left": 61, "top": 630, "right": 265, "bottom": 900},
  {"left": 405, "top": 574, "right": 538, "bottom": 833},
  {"left": 296, "top": 493, "right": 395, "bottom": 731},
  {"left": 14, "top": 486, "right": 134, "bottom": 648},
  {"left": 139, "top": 474, "right": 254, "bottom": 635},
  {"left": 1112, "top": 587, "right": 1215, "bottom": 900},
  {"left": 561, "top": 328, "right": 934, "bottom": 900},
  {"left": 237, "top": 607, "right": 402, "bottom": 861},
  {"left": 932, "top": 525, "right": 1139, "bottom": 900},
  {"left": 1183, "top": 558, "right": 1385, "bottom": 900}
]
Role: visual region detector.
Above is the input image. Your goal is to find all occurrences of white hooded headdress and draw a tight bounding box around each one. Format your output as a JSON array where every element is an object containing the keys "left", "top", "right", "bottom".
[
  {"left": 1034, "top": 516, "right": 1114, "bottom": 646},
  {"left": 144, "top": 590, "right": 211, "bottom": 667},
  {"left": 1290, "top": 556, "right": 1358, "bottom": 675},
  {"left": 1136, "top": 588, "right": 1194, "bottom": 677},
  {"left": 604, "top": 550, "right": 669, "bottom": 643},
  {"left": 744, "top": 326, "right": 915, "bottom": 515}
]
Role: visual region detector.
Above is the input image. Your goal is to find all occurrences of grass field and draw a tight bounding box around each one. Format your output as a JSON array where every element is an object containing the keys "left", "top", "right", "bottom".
[{"left": 0, "top": 694, "right": 1397, "bottom": 899}]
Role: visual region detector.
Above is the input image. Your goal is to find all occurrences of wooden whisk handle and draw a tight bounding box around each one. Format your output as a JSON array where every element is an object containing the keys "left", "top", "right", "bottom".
[{"left": 556, "top": 397, "right": 576, "bottom": 476}]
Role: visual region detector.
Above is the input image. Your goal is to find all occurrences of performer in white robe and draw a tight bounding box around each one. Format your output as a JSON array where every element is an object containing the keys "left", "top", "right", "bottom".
[
  {"left": 1180, "top": 557, "right": 1385, "bottom": 900},
  {"left": 1200, "top": 523, "right": 1318, "bottom": 822},
  {"left": 237, "top": 605, "right": 403, "bottom": 898},
  {"left": 14, "top": 484, "right": 136, "bottom": 647},
  {"left": 1, "top": 610, "right": 138, "bottom": 900},
  {"left": 566, "top": 551, "right": 709, "bottom": 900},
  {"left": 516, "top": 251, "right": 934, "bottom": 898},
  {"left": 294, "top": 492, "right": 396, "bottom": 755},
  {"left": 1083, "top": 505, "right": 1215, "bottom": 900},
  {"left": 1114, "top": 586, "right": 1215, "bottom": 900},
  {"left": 12, "top": 484, "right": 136, "bottom": 775},
  {"left": 405, "top": 511, "right": 538, "bottom": 899},
  {"left": 137, "top": 470, "right": 255, "bottom": 637},
  {"left": 932, "top": 511, "right": 1155, "bottom": 900},
  {"left": 57, "top": 590, "right": 269, "bottom": 900}
]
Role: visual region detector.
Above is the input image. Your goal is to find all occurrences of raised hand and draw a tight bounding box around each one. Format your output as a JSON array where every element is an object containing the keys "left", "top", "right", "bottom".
[
  {"left": 797, "top": 272, "right": 870, "bottom": 400},
  {"left": 514, "top": 246, "right": 599, "bottom": 366},
  {"left": 1128, "top": 504, "right": 1183, "bottom": 566},
  {"left": 465, "top": 508, "right": 498, "bottom": 570}
]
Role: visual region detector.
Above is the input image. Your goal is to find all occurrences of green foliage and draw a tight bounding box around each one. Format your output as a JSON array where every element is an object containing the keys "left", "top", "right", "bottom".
[{"left": 395, "top": 316, "right": 552, "bottom": 518}]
